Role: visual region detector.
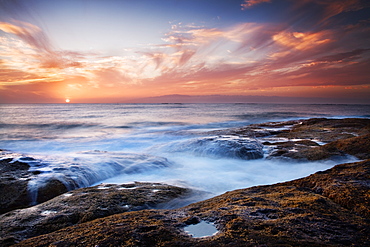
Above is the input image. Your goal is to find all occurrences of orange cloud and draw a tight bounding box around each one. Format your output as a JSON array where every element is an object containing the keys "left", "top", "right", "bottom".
[
  {"left": 0, "top": 20, "right": 51, "bottom": 52},
  {"left": 272, "top": 30, "right": 332, "bottom": 51},
  {"left": 1, "top": 9, "right": 369, "bottom": 104}
]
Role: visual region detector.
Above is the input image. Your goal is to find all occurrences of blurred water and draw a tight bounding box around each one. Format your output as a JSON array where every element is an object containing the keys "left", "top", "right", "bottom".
[{"left": 0, "top": 103, "right": 369, "bottom": 197}]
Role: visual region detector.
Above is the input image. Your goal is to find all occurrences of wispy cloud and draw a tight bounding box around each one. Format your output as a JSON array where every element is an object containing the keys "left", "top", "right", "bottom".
[
  {"left": 241, "top": 0, "right": 271, "bottom": 10},
  {"left": 0, "top": 0, "right": 369, "bottom": 102}
]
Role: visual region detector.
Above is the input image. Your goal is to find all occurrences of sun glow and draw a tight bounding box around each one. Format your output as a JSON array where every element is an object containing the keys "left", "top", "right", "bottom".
[{"left": 65, "top": 98, "right": 70, "bottom": 103}]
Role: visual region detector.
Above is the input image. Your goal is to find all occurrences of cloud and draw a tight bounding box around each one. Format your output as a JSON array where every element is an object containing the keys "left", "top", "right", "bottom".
[
  {"left": 138, "top": 13, "right": 370, "bottom": 97},
  {"left": 317, "top": 48, "right": 370, "bottom": 63},
  {"left": 0, "top": 20, "right": 51, "bottom": 52},
  {"left": 271, "top": 30, "right": 333, "bottom": 54},
  {"left": 1, "top": 0, "right": 369, "bottom": 103},
  {"left": 241, "top": 0, "right": 271, "bottom": 10},
  {"left": 307, "top": 0, "right": 369, "bottom": 20},
  {"left": 0, "top": 20, "right": 84, "bottom": 70}
]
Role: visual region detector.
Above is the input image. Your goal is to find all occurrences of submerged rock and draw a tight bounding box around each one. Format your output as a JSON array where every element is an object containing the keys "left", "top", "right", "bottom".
[
  {"left": 13, "top": 160, "right": 370, "bottom": 247},
  {"left": 161, "top": 136, "right": 264, "bottom": 160},
  {"left": 0, "top": 182, "right": 201, "bottom": 246}
]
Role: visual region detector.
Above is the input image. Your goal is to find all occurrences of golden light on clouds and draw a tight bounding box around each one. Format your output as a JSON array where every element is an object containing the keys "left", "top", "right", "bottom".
[{"left": 0, "top": 0, "right": 369, "bottom": 103}]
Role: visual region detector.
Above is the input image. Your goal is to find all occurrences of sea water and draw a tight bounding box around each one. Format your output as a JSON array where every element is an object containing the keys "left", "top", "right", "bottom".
[{"left": 1, "top": 103, "right": 369, "bottom": 201}]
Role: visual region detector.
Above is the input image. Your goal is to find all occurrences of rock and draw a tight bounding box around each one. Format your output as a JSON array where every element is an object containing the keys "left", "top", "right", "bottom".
[
  {"left": 0, "top": 182, "right": 200, "bottom": 246},
  {"left": 161, "top": 136, "right": 264, "bottom": 160},
  {"left": 259, "top": 118, "right": 370, "bottom": 161},
  {"left": 285, "top": 159, "right": 370, "bottom": 219},
  {"left": 208, "top": 118, "right": 370, "bottom": 161},
  {"left": 13, "top": 160, "right": 370, "bottom": 247},
  {"left": 266, "top": 132, "right": 370, "bottom": 161},
  {"left": 275, "top": 118, "right": 370, "bottom": 143},
  {"left": 1, "top": 151, "right": 175, "bottom": 214},
  {"left": 324, "top": 133, "right": 370, "bottom": 159},
  {"left": 35, "top": 179, "right": 69, "bottom": 203},
  {"left": 0, "top": 158, "right": 32, "bottom": 214},
  {"left": 0, "top": 158, "right": 76, "bottom": 213},
  {"left": 0, "top": 158, "right": 30, "bottom": 172}
]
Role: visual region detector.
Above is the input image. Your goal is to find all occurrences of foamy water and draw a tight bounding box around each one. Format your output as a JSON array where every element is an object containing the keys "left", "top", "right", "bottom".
[{"left": 1, "top": 103, "right": 369, "bottom": 200}]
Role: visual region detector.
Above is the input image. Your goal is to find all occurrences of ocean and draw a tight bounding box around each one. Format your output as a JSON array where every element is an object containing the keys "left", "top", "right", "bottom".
[{"left": 1, "top": 103, "right": 369, "bottom": 202}]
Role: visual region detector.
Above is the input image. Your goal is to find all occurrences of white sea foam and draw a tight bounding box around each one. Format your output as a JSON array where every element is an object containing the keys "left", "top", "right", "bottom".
[
  {"left": 95, "top": 154, "right": 354, "bottom": 196},
  {"left": 0, "top": 103, "right": 368, "bottom": 204}
]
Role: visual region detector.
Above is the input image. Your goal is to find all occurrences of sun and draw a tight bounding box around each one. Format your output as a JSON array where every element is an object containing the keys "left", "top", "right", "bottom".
[{"left": 65, "top": 98, "right": 70, "bottom": 103}]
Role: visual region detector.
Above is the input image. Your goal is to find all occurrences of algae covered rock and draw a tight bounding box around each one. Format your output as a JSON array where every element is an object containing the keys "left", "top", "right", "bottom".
[
  {"left": 0, "top": 182, "right": 199, "bottom": 246},
  {"left": 263, "top": 118, "right": 370, "bottom": 161},
  {"left": 13, "top": 160, "right": 370, "bottom": 247},
  {"left": 285, "top": 159, "right": 370, "bottom": 219}
]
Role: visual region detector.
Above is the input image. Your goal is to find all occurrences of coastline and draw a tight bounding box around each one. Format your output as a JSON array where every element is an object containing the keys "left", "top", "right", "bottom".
[{"left": 1, "top": 117, "right": 369, "bottom": 246}]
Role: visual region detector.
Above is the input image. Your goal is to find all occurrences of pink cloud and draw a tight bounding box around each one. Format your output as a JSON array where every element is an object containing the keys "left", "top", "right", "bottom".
[{"left": 241, "top": 0, "right": 271, "bottom": 10}]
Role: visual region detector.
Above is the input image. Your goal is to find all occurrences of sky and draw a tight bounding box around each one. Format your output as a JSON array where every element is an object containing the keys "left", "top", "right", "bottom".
[{"left": 0, "top": 0, "right": 369, "bottom": 103}]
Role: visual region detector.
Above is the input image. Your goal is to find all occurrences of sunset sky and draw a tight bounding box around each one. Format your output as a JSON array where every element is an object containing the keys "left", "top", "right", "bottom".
[{"left": 0, "top": 0, "right": 369, "bottom": 103}]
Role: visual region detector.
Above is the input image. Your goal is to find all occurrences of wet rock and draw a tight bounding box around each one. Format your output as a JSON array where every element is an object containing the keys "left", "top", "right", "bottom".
[
  {"left": 13, "top": 160, "right": 370, "bottom": 247},
  {"left": 275, "top": 118, "right": 370, "bottom": 143},
  {"left": 1, "top": 151, "right": 176, "bottom": 214},
  {"left": 162, "top": 136, "right": 264, "bottom": 160},
  {"left": 209, "top": 118, "right": 370, "bottom": 161},
  {"left": 266, "top": 132, "right": 370, "bottom": 161},
  {"left": 0, "top": 182, "right": 200, "bottom": 246},
  {"left": 259, "top": 118, "right": 370, "bottom": 161},
  {"left": 35, "top": 179, "right": 69, "bottom": 203},
  {"left": 0, "top": 158, "right": 77, "bottom": 214},
  {"left": 0, "top": 158, "right": 32, "bottom": 214},
  {"left": 0, "top": 158, "right": 30, "bottom": 172}
]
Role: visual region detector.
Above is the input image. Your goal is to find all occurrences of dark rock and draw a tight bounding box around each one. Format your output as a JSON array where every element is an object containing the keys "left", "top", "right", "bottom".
[
  {"left": 0, "top": 182, "right": 198, "bottom": 246},
  {"left": 1, "top": 152, "right": 176, "bottom": 214},
  {"left": 0, "top": 158, "right": 30, "bottom": 172},
  {"left": 13, "top": 160, "right": 370, "bottom": 247},
  {"left": 35, "top": 179, "right": 69, "bottom": 203},
  {"left": 0, "top": 157, "right": 78, "bottom": 214},
  {"left": 0, "top": 159, "right": 32, "bottom": 214}
]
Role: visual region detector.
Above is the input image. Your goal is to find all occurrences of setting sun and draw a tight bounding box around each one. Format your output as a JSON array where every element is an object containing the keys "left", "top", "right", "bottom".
[{"left": 65, "top": 99, "right": 70, "bottom": 103}]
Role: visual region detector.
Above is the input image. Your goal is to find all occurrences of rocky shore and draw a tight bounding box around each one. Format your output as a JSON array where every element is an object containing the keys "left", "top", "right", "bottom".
[{"left": 1, "top": 118, "right": 369, "bottom": 246}]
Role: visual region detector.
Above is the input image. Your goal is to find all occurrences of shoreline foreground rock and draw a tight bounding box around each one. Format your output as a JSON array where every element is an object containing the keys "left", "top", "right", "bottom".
[{"left": 7, "top": 159, "right": 370, "bottom": 247}]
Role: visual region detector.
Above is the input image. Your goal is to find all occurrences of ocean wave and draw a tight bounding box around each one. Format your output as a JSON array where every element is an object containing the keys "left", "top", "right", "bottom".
[
  {"left": 8, "top": 151, "right": 173, "bottom": 205},
  {"left": 0, "top": 122, "right": 98, "bottom": 129},
  {"left": 150, "top": 136, "right": 264, "bottom": 160}
]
